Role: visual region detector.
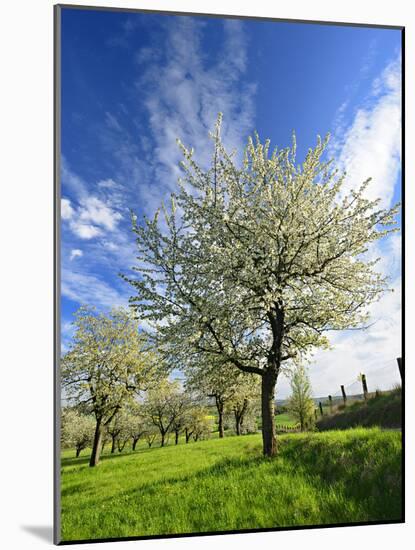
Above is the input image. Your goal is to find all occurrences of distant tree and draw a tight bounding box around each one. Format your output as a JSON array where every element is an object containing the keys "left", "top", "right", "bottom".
[
  {"left": 61, "top": 307, "right": 159, "bottom": 467},
  {"left": 143, "top": 422, "right": 158, "bottom": 448},
  {"left": 61, "top": 408, "right": 95, "bottom": 458},
  {"left": 125, "top": 114, "right": 399, "bottom": 456},
  {"left": 193, "top": 415, "right": 213, "bottom": 441},
  {"left": 183, "top": 405, "right": 212, "bottom": 442},
  {"left": 127, "top": 405, "right": 147, "bottom": 451},
  {"left": 170, "top": 393, "right": 193, "bottom": 445},
  {"left": 287, "top": 366, "right": 315, "bottom": 431},
  {"left": 143, "top": 379, "right": 186, "bottom": 447},
  {"left": 106, "top": 411, "right": 131, "bottom": 453},
  {"left": 185, "top": 362, "right": 241, "bottom": 438},
  {"left": 228, "top": 375, "right": 260, "bottom": 435}
]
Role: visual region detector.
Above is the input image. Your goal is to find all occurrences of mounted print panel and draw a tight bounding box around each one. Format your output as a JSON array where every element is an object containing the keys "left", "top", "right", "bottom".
[{"left": 54, "top": 4, "right": 403, "bottom": 545}]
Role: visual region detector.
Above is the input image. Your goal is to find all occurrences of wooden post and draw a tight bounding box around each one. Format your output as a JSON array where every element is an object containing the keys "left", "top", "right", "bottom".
[
  {"left": 397, "top": 357, "right": 403, "bottom": 380},
  {"left": 319, "top": 402, "right": 323, "bottom": 416},
  {"left": 341, "top": 385, "right": 347, "bottom": 406},
  {"left": 361, "top": 374, "right": 368, "bottom": 400},
  {"left": 328, "top": 395, "right": 333, "bottom": 413}
]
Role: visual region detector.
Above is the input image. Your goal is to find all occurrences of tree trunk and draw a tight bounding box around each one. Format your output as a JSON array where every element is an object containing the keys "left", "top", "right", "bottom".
[
  {"left": 111, "top": 435, "right": 116, "bottom": 454},
  {"left": 261, "top": 369, "right": 277, "bottom": 457},
  {"left": 235, "top": 412, "right": 241, "bottom": 435},
  {"left": 89, "top": 419, "right": 103, "bottom": 467},
  {"left": 215, "top": 397, "right": 225, "bottom": 438},
  {"left": 160, "top": 432, "right": 165, "bottom": 447},
  {"left": 175, "top": 430, "right": 179, "bottom": 445},
  {"left": 132, "top": 437, "right": 138, "bottom": 451},
  {"left": 185, "top": 429, "right": 192, "bottom": 443},
  {"left": 76, "top": 446, "right": 81, "bottom": 458}
]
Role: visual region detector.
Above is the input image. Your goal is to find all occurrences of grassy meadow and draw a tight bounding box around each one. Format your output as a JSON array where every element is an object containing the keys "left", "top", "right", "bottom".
[{"left": 61, "top": 427, "right": 402, "bottom": 542}]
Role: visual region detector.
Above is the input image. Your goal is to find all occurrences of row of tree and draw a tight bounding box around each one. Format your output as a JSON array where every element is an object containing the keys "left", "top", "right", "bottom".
[{"left": 61, "top": 376, "right": 261, "bottom": 458}]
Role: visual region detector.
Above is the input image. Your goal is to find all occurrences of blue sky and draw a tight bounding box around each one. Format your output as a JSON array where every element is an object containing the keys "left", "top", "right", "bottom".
[{"left": 60, "top": 8, "right": 402, "bottom": 397}]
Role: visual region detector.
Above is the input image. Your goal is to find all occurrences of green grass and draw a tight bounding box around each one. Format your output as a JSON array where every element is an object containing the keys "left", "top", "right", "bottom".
[
  {"left": 60, "top": 428, "right": 402, "bottom": 542},
  {"left": 275, "top": 412, "right": 298, "bottom": 427},
  {"left": 316, "top": 387, "right": 402, "bottom": 431}
]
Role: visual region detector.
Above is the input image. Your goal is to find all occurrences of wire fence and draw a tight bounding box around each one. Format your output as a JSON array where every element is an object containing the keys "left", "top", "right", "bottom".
[{"left": 313, "top": 357, "right": 402, "bottom": 416}]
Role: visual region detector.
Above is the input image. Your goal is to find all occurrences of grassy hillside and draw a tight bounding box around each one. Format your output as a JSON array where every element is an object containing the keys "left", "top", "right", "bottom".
[
  {"left": 316, "top": 388, "right": 402, "bottom": 431},
  {"left": 60, "top": 428, "right": 402, "bottom": 542}
]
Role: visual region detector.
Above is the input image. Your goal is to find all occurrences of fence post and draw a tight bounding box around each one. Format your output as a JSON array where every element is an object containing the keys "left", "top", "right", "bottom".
[
  {"left": 341, "top": 385, "right": 347, "bottom": 406},
  {"left": 397, "top": 357, "right": 403, "bottom": 381},
  {"left": 328, "top": 395, "right": 333, "bottom": 413},
  {"left": 319, "top": 402, "right": 323, "bottom": 416},
  {"left": 361, "top": 374, "right": 368, "bottom": 400}
]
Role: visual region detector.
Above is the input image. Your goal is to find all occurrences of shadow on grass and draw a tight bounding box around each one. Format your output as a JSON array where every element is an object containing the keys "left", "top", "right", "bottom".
[{"left": 62, "top": 431, "right": 402, "bottom": 526}]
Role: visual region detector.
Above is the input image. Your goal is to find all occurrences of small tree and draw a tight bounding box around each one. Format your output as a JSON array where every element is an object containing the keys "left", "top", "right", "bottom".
[
  {"left": 185, "top": 362, "right": 241, "bottom": 438},
  {"left": 143, "top": 422, "right": 158, "bottom": 447},
  {"left": 183, "top": 406, "right": 212, "bottom": 442},
  {"left": 61, "top": 307, "right": 159, "bottom": 467},
  {"left": 125, "top": 115, "right": 399, "bottom": 456},
  {"left": 170, "top": 393, "right": 193, "bottom": 445},
  {"left": 192, "top": 413, "right": 213, "bottom": 441},
  {"left": 61, "top": 408, "right": 95, "bottom": 458},
  {"left": 143, "top": 379, "right": 185, "bottom": 447},
  {"left": 127, "top": 406, "right": 147, "bottom": 451},
  {"left": 228, "top": 375, "right": 260, "bottom": 435},
  {"left": 287, "top": 366, "right": 315, "bottom": 431},
  {"left": 106, "top": 411, "right": 131, "bottom": 453}
]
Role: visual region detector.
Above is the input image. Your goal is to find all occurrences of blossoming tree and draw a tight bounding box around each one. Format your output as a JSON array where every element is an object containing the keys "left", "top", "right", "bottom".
[
  {"left": 61, "top": 307, "right": 159, "bottom": 466},
  {"left": 125, "top": 114, "right": 399, "bottom": 457}
]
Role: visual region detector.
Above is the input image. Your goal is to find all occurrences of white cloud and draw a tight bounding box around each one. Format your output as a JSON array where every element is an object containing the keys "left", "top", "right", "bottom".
[
  {"left": 61, "top": 160, "right": 123, "bottom": 240},
  {"left": 61, "top": 198, "right": 74, "bottom": 220},
  {"left": 78, "top": 196, "right": 122, "bottom": 231},
  {"left": 97, "top": 178, "right": 119, "bottom": 189},
  {"left": 274, "top": 57, "right": 403, "bottom": 401},
  {"left": 134, "top": 17, "right": 256, "bottom": 216},
  {"left": 331, "top": 55, "right": 401, "bottom": 209},
  {"left": 61, "top": 268, "right": 128, "bottom": 310},
  {"left": 69, "top": 221, "right": 102, "bottom": 240},
  {"left": 69, "top": 249, "right": 83, "bottom": 261}
]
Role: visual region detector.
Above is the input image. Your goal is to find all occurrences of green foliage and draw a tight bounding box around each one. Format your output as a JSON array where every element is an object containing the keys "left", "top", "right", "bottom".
[
  {"left": 287, "top": 366, "right": 315, "bottom": 431},
  {"left": 60, "top": 428, "right": 402, "bottom": 541}
]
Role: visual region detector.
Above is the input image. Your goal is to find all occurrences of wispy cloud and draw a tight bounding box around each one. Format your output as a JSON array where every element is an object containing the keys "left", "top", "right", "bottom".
[
  {"left": 61, "top": 161, "right": 123, "bottom": 240},
  {"left": 70, "top": 249, "right": 83, "bottom": 261},
  {"left": 330, "top": 55, "right": 401, "bottom": 209},
  {"left": 290, "top": 55, "right": 403, "bottom": 400},
  {"left": 131, "top": 17, "right": 256, "bottom": 215},
  {"left": 61, "top": 268, "right": 128, "bottom": 310},
  {"left": 61, "top": 198, "right": 74, "bottom": 220}
]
